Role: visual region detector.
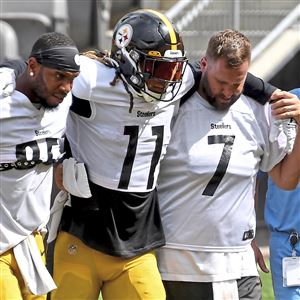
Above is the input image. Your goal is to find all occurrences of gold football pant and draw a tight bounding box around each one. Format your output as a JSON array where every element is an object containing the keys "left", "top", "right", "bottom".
[
  {"left": 0, "top": 233, "right": 46, "bottom": 300},
  {"left": 52, "top": 231, "right": 166, "bottom": 300}
]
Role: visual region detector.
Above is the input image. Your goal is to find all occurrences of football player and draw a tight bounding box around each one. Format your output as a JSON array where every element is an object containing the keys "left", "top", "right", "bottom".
[
  {"left": 156, "top": 29, "right": 300, "bottom": 300},
  {"left": 52, "top": 9, "right": 191, "bottom": 300},
  {"left": 0, "top": 32, "right": 80, "bottom": 299}
]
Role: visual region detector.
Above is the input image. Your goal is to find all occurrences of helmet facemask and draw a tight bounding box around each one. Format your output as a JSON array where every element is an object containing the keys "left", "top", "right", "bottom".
[
  {"left": 115, "top": 47, "right": 187, "bottom": 102},
  {"left": 138, "top": 49, "right": 187, "bottom": 102}
]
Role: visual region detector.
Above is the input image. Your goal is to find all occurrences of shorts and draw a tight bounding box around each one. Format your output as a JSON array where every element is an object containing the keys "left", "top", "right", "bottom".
[{"left": 163, "top": 276, "right": 261, "bottom": 300}]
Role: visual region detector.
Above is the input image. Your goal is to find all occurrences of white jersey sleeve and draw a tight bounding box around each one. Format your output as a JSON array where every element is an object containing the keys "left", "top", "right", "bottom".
[{"left": 0, "top": 67, "right": 15, "bottom": 97}]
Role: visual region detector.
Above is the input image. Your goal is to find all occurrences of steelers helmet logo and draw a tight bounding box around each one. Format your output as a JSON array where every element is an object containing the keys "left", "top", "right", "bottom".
[
  {"left": 74, "top": 54, "right": 81, "bottom": 66},
  {"left": 115, "top": 24, "right": 133, "bottom": 48}
]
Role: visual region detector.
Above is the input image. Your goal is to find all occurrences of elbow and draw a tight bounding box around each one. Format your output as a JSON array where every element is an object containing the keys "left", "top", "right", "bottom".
[{"left": 275, "top": 178, "right": 299, "bottom": 190}]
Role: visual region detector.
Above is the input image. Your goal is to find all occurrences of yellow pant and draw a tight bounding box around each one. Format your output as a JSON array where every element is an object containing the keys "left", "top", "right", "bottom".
[
  {"left": 52, "top": 231, "right": 166, "bottom": 300},
  {"left": 0, "top": 233, "right": 46, "bottom": 300}
]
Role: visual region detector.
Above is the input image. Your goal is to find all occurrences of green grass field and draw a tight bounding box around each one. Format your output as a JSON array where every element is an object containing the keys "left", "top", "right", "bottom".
[{"left": 260, "top": 259, "right": 275, "bottom": 300}]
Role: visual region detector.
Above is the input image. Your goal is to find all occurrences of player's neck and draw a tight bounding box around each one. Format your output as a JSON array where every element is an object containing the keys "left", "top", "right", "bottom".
[{"left": 16, "top": 73, "right": 34, "bottom": 102}]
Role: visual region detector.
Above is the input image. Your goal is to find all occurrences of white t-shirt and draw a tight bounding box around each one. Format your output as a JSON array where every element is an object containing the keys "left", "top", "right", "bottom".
[{"left": 156, "top": 91, "right": 287, "bottom": 282}]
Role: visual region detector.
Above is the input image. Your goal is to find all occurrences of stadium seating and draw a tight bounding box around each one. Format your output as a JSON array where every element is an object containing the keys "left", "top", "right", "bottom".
[
  {"left": 0, "top": 20, "right": 19, "bottom": 61},
  {"left": 0, "top": 0, "right": 68, "bottom": 58}
]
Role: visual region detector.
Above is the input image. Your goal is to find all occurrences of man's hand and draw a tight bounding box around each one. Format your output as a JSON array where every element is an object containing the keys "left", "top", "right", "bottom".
[
  {"left": 54, "top": 163, "right": 66, "bottom": 191},
  {"left": 270, "top": 90, "right": 300, "bottom": 124},
  {"left": 270, "top": 90, "right": 300, "bottom": 154},
  {"left": 251, "top": 240, "right": 269, "bottom": 273},
  {"left": 54, "top": 159, "right": 92, "bottom": 198}
]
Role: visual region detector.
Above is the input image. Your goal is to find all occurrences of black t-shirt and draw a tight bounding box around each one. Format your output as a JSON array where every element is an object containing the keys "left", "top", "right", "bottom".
[{"left": 61, "top": 181, "right": 165, "bottom": 258}]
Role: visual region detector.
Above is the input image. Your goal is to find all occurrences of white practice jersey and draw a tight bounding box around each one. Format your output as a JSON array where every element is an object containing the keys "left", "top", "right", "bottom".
[
  {"left": 157, "top": 91, "right": 287, "bottom": 252},
  {"left": 0, "top": 74, "right": 71, "bottom": 253},
  {"left": 156, "top": 91, "right": 287, "bottom": 282},
  {"left": 67, "top": 56, "right": 194, "bottom": 192},
  {"left": 0, "top": 90, "right": 71, "bottom": 164}
]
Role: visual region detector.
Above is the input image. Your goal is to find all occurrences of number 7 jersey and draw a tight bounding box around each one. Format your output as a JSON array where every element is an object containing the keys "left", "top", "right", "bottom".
[
  {"left": 66, "top": 55, "right": 194, "bottom": 192},
  {"left": 157, "top": 91, "right": 287, "bottom": 251}
]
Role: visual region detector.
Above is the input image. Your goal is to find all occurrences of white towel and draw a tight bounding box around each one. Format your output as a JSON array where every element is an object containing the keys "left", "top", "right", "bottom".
[
  {"left": 212, "top": 280, "right": 239, "bottom": 300},
  {"left": 47, "top": 158, "right": 91, "bottom": 243},
  {"left": 47, "top": 191, "right": 70, "bottom": 244},
  {"left": 62, "top": 157, "right": 91, "bottom": 198},
  {"left": 13, "top": 234, "right": 57, "bottom": 295}
]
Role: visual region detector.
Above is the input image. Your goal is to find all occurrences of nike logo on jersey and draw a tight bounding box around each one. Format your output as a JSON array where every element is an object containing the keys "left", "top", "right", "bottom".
[
  {"left": 35, "top": 129, "right": 51, "bottom": 136},
  {"left": 137, "top": 111, "right": 156, "bottom": 117},
  {"left": 242, "top": 229, "right": 254, "bottom": 241},
  {"left": 210, "top": 123, "right": 232, "bottom": 129}
]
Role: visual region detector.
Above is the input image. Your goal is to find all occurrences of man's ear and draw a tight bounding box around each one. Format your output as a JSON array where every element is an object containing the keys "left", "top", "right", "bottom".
[
  {"left": 27, "top": 57, "right": 41, "bottom": 77},
  {"left": 200, "top": 57, "right": 207, "bottom": 72}
]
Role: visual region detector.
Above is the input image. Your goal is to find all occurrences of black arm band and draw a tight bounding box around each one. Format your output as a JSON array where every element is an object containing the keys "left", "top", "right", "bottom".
[{"left": 244, "top": 72, "right": 277, "bottom": 104}]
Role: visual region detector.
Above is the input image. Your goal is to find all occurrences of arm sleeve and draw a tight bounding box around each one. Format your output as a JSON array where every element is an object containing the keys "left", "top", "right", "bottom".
[
  {"left": 244, "top": 72, "right": 277, "bottom": 104},
  {"left": 191, "top": 61, "right": 277, "bottom": 105},
  {"left": 0, "top": 59, "right": 27, "bottom": 77}
]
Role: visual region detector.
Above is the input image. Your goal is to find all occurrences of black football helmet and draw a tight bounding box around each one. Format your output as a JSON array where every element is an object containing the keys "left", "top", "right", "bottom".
[{"left": 111, "top": 9, "right": 188, "bottom": 102}]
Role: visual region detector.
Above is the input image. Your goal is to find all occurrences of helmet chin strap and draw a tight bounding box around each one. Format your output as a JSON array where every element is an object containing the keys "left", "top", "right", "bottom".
[
  {"left": 118, "top": 72, "right": 162, "bottom": 104},
  {"left": 142, "top": 82, "right": 182, "bottom": 103},
  {"left": 142, "top": 87, "right": 164, "bottom": 103}
]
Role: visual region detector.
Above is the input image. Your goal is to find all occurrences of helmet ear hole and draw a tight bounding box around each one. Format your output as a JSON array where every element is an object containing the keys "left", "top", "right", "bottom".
[
  {"left": 129, "top": 74, "right": 143, "bottom": 88},
  {"left": 129, "top": 50, "right": 139, "bottom": 62},
  {"left": 116, "top": 48, "right": 145, "bottom": 89}
]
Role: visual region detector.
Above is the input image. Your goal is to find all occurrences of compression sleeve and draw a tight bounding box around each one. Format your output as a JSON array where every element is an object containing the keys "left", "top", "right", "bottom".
[
  {"left": 244, "top": 72, "right": 277, "bottom": 104},
  {"left": 0, "top": 59, "right": 27, "bottom": 77},
  {"left": 191, "top": 60, "right": 277, "bottom": 105}
]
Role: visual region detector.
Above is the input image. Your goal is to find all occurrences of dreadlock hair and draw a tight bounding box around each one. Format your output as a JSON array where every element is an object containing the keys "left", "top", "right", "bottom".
[
  {"left": 30, "top": 32, "right": 77, "bottom": 57},
  {"left": 81, "top": 49, "right": 109, "bottom": 63}
]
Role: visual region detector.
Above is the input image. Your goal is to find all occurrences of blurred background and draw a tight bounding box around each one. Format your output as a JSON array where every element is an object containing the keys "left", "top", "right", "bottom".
[{"left": 0, "top": 0, "right": 299, "bottom": 249}]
